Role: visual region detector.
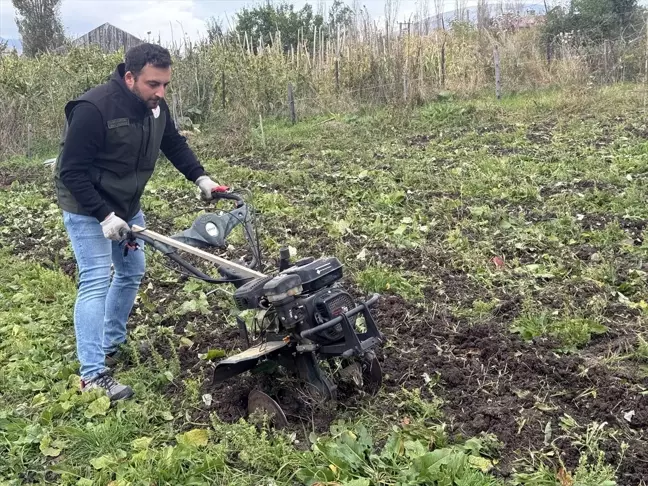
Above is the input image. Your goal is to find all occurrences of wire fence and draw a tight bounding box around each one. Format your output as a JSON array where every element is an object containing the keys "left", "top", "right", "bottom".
[{"left": 201, "top": 49, "right": 644, "bottom": 125}]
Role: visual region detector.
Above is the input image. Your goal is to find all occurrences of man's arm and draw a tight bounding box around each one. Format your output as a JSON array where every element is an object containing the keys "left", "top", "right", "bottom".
[
  {"left": 59, "top": 102, "right": 113, "bottom": 221},
  {"left": 159, "top": 100, "right": 206, "bottom": 182}
]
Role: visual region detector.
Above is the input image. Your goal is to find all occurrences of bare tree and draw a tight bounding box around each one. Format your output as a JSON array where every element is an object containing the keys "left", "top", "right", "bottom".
[
  {"left": 206, "top": 16, "right": 224, "bottom": 44},
  {"left": 384, "top": 0, "right": 400, "bottom": 39},
  {"left": 13, "top": 0, "right": 65, "bottom": 57},
  {"left": 477, "top": 0, "right": 491, "bottom": 30},
  {"left": 512, "top": 0, "right": 527, "bottom": 15},
  {"left": 352, "top": 0, "right": 365, "bottom": 40},
  {"left": 414, "top": 0, "right": 431, "bottom": 35},
  {"left": 433, "top": 0, "right": 445, "bottom": 30},
  {"left": 455, "top": 0, "right": 468, "bottom": 23}
]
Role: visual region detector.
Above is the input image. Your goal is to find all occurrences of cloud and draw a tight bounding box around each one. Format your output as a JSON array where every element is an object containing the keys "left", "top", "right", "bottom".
[
  {"left": 0, "top": 0, "right": 556, "bottom": 45},
  {"left": 1, "top": 0, "right": 214, "bottom": 45},
  {"left": 58, "top": 0, "right": 210, "bottom": 46},
  {"left": 0, "top": 0, "right": 430, "bottom": 42}
]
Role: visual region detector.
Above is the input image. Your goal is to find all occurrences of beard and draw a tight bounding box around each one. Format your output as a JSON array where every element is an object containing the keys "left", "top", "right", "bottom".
[{"left": 132, "top": 84, "right": 160, "bottom": 109}]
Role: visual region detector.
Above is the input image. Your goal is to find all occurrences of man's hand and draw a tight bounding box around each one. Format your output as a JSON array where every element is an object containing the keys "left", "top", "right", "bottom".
[
  {"left": 195, "top": 175, "right": 221, "bottom": 200},
  {"left": 100, "top": 213, "right": 130, "bottom": 241}
]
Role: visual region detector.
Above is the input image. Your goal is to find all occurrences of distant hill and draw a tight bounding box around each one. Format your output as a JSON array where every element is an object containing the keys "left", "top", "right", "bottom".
[
  {"left": 410, "top": 3, "right": 546, "bottom": 32},
  {"left": 1, "top": 38, "right": 22, "bottom": 53}
]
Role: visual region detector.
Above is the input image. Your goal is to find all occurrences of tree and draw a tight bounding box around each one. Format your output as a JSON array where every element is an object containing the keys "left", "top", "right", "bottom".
[
  {"left": 544, "top": 0, "right": 644, "bottom": 43},
  {"left": 328, "top": 0, "right": 354, "bottom": 32},
  {"left": 477, "top": 0, "right": 492, "bottom": 30},
  {"left": 206, "top": 16, "right": 224, "bottom": 44},
  {"left": 233, "top": 1, "right": 328, "bottom": 50},
  {"left": 13, "top": 0, "right": 65, "bottom": 57}
]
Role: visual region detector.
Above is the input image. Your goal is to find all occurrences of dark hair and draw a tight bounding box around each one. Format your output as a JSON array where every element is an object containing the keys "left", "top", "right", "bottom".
[{"left": 125, "top": 43, "right": 172, "bottom": 77}]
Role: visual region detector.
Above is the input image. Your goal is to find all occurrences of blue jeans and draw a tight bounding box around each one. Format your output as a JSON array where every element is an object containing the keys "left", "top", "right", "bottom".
[{"left": 63, "top": 210, "right": 146, "bottom": 381}]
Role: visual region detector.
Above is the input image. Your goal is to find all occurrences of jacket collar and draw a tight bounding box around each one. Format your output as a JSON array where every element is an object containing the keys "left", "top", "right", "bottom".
[{"left": 111, "top": 63, "right": 151, "bottom": 118}]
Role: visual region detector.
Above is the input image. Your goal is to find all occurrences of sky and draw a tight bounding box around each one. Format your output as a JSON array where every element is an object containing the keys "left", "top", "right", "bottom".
[{"left": 0, "top": 0, "right": 550, "bottom": 46}]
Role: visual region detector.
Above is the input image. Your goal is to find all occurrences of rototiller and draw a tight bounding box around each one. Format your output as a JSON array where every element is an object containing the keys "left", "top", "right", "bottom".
[{"left": 122, "top": 187, "right": 384, "bottom": 425}]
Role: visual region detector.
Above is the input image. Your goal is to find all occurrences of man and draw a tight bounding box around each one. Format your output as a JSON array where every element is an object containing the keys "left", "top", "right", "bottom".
[{"left": 53, "top": 43, "right": 221, "bottom": 401}]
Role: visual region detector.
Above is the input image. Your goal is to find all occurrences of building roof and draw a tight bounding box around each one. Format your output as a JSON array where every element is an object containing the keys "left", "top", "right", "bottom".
[{"left": 55, "top": 22, "right": 144, "bottom": 54}]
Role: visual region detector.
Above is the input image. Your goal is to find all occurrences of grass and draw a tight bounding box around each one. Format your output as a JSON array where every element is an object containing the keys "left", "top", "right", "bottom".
[{"left": 2, "top": 83, "right": 648, "bottom": 484}]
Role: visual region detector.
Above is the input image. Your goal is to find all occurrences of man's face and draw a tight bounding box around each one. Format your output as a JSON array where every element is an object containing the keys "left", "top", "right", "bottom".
[{"left": 125, "top": 63, "right": 171, "bottom": 110}]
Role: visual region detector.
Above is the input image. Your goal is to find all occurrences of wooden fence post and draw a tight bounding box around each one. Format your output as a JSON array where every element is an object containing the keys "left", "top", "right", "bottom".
[
  {"left": 403, "top": 74, "right": 408, "bottom": 103},
  {"left": 645, "top": 14, "right": 648, "bottom": 85},
  {"left": 288, "top": 83, "right": 296, "bottom": 124},
  {"left": 440, "top": 39, "right": 446, "bottom": 88},
  {"left": 27, "top": 123, "right": 32, "bottom": 159},
  {"left": 221, "top": 71, "right": 226, "bottom": 109},
  {"left": 494, "top": 46, "right": 501, "bottom": 100},
  {"left": 603, "top": 39, "right": 610, "bottom": 83},
  {"left": 259, "top": 114, "right": 266, "bottom": 149},
  {"left": 335, "top": 59, "right": 340, "bottom": 93},
  {"left": 644, "top": 14, "right": 648, "bottom": 114}
]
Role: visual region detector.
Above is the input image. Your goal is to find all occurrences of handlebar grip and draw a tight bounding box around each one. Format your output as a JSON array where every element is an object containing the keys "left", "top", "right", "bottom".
[{"left": 211, "top": 192, "right": 244, "bottom": 206}]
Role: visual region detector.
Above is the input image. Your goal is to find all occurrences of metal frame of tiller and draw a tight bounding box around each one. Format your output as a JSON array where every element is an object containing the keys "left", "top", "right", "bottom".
[{"left": 121, "top": 188, "right": 384, "bottom": 424}]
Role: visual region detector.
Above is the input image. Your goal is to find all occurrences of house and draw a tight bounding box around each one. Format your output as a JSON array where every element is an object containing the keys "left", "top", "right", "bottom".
[{"left": 55, "top": 22, "right": 144, "bottom": 54}]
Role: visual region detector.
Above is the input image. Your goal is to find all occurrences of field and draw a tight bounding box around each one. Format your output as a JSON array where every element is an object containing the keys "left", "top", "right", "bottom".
[{"left": 2, "top": 84, "right": 648, "bottom": 485}]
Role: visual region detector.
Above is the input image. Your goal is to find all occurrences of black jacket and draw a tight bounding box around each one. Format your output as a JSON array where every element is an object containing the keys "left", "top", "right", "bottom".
[{"left": 54, "top": 63, "right": 206, "bottom": 222}]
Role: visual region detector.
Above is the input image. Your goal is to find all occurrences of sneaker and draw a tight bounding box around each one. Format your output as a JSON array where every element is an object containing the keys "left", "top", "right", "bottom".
[{"left": 81, "top": 372, "right": 134, "bottom": 401}]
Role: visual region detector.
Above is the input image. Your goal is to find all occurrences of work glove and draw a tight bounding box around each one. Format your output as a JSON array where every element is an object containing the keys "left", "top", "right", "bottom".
[
  {"left": 195, "top": 175, "right": 221, "bottom": 200},
  {"left": 100, "top": 212, "right": 130, "bottom": 241}
]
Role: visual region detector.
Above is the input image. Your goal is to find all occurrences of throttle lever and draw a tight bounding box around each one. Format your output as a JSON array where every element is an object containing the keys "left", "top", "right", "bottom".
[
  {"left": 208, "top": 186, "right": 245, "bottom": 207},
  {"left": 199, "top": 185, "right": 231, "bottom": 203},
  {"left": 120, "top": 229, "right": 140, "bottom": 256}
]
